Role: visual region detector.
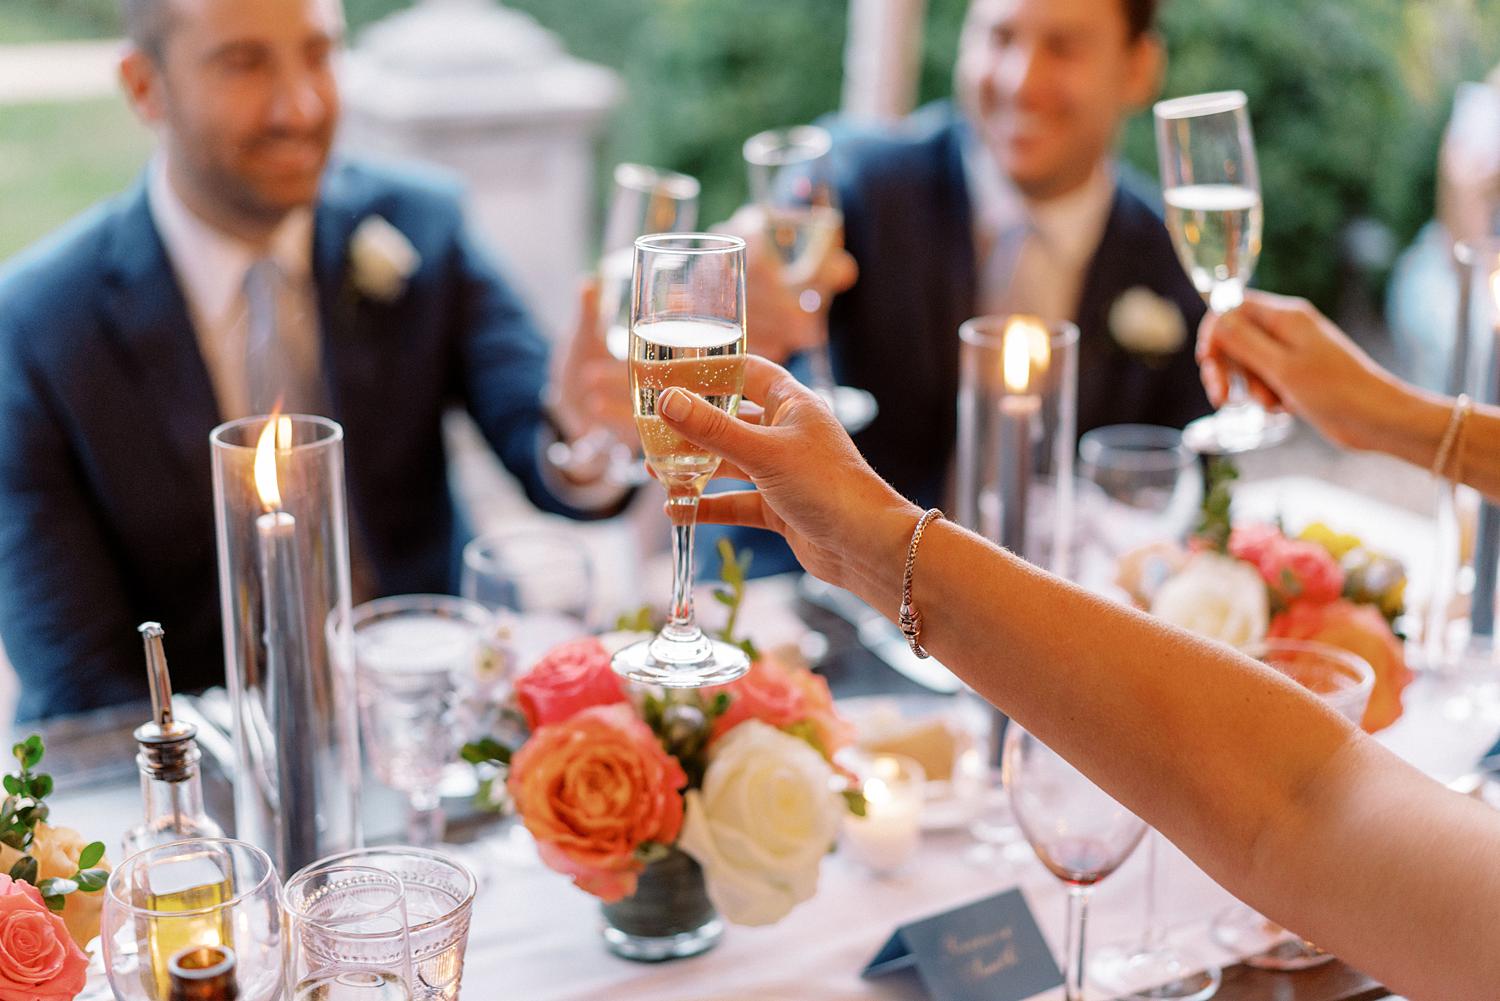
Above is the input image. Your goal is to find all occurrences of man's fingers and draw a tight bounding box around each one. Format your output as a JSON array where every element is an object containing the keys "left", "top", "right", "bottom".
[
  {"left": 695, "top": 490, "right": 772, "bottom": 531},
  {"left": 1201, "top": 356, "right": 1229, "bottom": 408}
]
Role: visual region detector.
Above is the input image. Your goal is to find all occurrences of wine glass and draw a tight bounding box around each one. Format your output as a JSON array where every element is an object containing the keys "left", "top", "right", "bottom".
[
  {"left": 282, "top": 865, "right": 413, "bottom": 1001},
  {"left": 1004, "top": 724, "right": 1146, "bottom": 1001},
  {"left": 1078, "top": 428, "right": 1217, "bottom": 998},
  {"left": 743, "top": 125, "right": 878, "bottom": 435},
  {"left": 1211, "top": 640, "right": 1374, "bottom": 970},
  {"left": 549, "top": 163, "right": 701, "bottom": 487},
  {"left": 301, "top": 847, "right": 477, "bottom": 1001},
  {"left": 611, "top": 233, "right": 752, "bottom": 688},
  {"left": 102, "top": 838, "right": 282, "bottom": 1001},
  {"left": 1155, "top": 90, "right": 1292, "bottom": 455},
  {"left": 348, "top": 594, "right": 491, "bottom": 845}
]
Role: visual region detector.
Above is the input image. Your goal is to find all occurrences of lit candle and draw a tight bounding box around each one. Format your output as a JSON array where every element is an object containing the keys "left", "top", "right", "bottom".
[
  {"left": 842, "top": 756, "right": 924, "bottom": 876},
  {"left": 253, "top": 415, "right": 318, "bottom": 871},
  {"left": 997, "top": 317, "right": 1051, "bottom": 555}
]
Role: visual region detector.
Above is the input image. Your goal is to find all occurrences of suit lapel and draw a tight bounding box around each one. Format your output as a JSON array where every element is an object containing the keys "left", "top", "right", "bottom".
[
  {"left": 99, "top": 181, "right": 222, "bottom": 477},
  {"left": 312, "top": 165, "right": 364, "bottom": 420}
]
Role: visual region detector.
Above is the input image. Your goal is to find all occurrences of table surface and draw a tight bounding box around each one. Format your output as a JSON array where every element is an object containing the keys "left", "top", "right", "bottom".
[{"left": 28, "top": 480, "right": 1492, "bottom": 1001}]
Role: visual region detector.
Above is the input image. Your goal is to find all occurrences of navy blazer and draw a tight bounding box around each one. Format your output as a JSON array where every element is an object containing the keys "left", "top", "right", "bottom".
[
  {"left": 715, "top": 105, "right": 1211, "bottom": 577},
  {"left": 0, "top": 159, "right": 605, "bottom": 721}
]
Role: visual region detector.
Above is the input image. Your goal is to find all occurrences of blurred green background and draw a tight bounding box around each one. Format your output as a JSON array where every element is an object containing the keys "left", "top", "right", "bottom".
[{"left": 3, "top": 0, "right": 1498, "bottom": 313}]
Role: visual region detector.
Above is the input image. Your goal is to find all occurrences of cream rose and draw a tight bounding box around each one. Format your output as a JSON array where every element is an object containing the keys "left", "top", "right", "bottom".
[
  {"left": 677, "top": 721, "right": 841, "bottom": 926},
  {"left": 1151, "top": 553, "right": 1269, "bottom": 648},
  {"left": 349, "top": 215, "right": 419, "bottom": 303}
]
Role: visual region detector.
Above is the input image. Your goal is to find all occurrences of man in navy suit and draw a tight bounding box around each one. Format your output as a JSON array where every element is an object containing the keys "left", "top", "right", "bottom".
[
  {"left": 0, "top": 0, "right": 625, "bottom": 720},
  {"left": 725, "top": 0, "right": 1210, "bottom": 576}
]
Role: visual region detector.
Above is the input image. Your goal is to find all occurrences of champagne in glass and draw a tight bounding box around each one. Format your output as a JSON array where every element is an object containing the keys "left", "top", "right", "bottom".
[
  {"left": 744, "top": 126, "right": 877, "bottom": 434},
  {"left": 1154, "top": 90, "right": 1292, "bottom": 454},
  {"left": 612, "top": 234, "right": 751, "bottom": 688},
  {"left": 599, "top": 164, "right": 700, "bottom": 362}
]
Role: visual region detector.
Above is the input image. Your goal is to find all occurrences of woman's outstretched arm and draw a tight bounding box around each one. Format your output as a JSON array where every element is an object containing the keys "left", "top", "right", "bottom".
[{"left": 653, "top": 358, "right": 1500, "bottom": 999}]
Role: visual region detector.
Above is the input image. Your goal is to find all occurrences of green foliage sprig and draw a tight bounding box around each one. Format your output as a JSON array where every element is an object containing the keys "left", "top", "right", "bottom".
[
  {"left": 1194, "top": 459, "right": 1239, "bottom": 554},
  {"left": 2, "top": 736, "right": 108, "bottom": 911}
]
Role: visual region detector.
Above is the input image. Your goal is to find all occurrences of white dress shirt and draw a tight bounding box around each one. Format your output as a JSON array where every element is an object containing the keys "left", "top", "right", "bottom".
[
  {"left": 962, "top": 135, "right": 1116, "bottom": 323},
  {"left": 148, "top": 157, "right": 320, "bottom": 420}
]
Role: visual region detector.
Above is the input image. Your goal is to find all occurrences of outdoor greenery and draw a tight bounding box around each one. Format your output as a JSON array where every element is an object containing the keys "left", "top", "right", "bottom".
[{"left": 2, "top": 0, "right": 1498, "bottom": 311}]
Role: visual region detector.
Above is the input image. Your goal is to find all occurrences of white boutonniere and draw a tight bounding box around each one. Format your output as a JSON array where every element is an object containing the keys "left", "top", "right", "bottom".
[
  {"left": 349, "top": 215, "right": 419, "bottom": 303},
  {"left": 1109, "top": 286, "right": 1186, "bottom": 358}
]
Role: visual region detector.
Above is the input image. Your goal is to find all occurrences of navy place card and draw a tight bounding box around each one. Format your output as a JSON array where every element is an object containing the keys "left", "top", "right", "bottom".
[{"left": 862, "top": 889, "right": 1064, "bottom": 1001}]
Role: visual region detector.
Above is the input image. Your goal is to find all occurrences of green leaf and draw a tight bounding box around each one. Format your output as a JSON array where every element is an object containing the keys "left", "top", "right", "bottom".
[
  {"left": 641, "top": 693, "right": 665, "bottom": 731},
  {"left": 711, "top": 588, "right": 735, "bottom": 606},
  {"left": 842, "top": 788, "right": 868, "bottom": 818},
  {"left": 632, "top": 841, "right": 672, "bottom": 865},
  {"left": 27, "top": 774, "right": 52, "bottom": 800},
  {"left": 708, "top": 692, "right": 732, "bottom": 719},
  {"left": 37, "top": 876, "right": 77, "bottom": 898},
  {"left": 0, "top": 831, "right": 26, "bottom": 851},
  {"left": 459, "top": 739, "right": 511, "bottom": 767},
  {"left": 75, "top": 868, "right": 110, "bottom": 893},
  {"left": 1, "top": 776, "right": 19, "bottom": 797},
  {"left": 21, "top": 735, "right": 43, "bottom": 770},
  {"left": 737, "top": 638, "right": 760, "bottom": 663},
  {"left": 78, "top": 841, "right": 105, "bottom": 870},
  {"left": 9, "top": 856, "right": 37, "bottom": 885},
  {"left": 43, "top": 893, "right": 67, "bottom": 912}
]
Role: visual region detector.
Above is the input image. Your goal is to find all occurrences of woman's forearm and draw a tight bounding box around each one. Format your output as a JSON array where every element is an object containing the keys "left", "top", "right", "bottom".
[
  {"left": 847, "top": 516, "right": 1500, "bottom": 996},
  {"left": 1350, "top": 377, "right": 1500, "bottom": 502}
]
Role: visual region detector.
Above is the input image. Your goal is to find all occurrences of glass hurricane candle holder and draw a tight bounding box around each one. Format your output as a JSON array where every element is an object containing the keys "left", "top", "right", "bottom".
[
  {"left": 840, "top": 754, "right": 925, "bottom": 876},
  {"left": 210, "top": 414, "right": 361, "bottom": 877}
]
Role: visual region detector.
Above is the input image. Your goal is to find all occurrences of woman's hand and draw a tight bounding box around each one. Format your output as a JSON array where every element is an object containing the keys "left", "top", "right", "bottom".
[
  {"left": 656, "top": 356, "right": 919, "bottom": 604},
  {"left": 1197, "top": 290, "right": 1401, "bottom": 450}
]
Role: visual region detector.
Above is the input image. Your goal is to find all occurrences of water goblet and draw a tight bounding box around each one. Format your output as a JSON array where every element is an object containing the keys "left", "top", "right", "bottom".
[{"left": 282, "top": 865, "right": 412, "bottom": 1001}]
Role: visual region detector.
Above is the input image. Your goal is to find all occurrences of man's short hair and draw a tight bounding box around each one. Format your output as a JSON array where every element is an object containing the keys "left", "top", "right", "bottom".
[
  {"left": 1123, "top": 0, "right": 1161, "bottom": 39},
  {"left": 120, "top": 0, "right": 173, "bottom": 61}
]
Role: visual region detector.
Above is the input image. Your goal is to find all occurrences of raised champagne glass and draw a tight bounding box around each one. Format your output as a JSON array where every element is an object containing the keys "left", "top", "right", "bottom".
[
  {"left": 611, "top": 233, "right": 751, "bottom": 687},
  {"left": 1155, "top": 90, "right": 1292, "bottom": 455},
  {"left": 744, "top": 125, "right": 877, "bottom": 435}
]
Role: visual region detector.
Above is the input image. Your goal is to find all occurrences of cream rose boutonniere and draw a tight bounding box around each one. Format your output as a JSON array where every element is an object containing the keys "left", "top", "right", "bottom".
[
  {"left": 1110, "top": 286, "right": 1186, "bottom": 358},
  {"left": 349, "top": 215, "right": 420, "bottom": 303}
]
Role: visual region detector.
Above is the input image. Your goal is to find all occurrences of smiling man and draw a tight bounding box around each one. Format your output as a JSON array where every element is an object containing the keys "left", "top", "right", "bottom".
[
  {"left": 823, "top": 0, "right": 1210, "bottom": 514},
  {"left": 0, "top": 0, "right": 624, "bottom": 721}
]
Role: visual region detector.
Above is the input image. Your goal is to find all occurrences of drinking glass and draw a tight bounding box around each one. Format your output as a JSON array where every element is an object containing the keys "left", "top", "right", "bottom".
[
  {"left": 1077, "top": 431, "right": 1216, "bottom": 998},
  {"left": 1211, "top": 640, "right": 1374, "bottom": 969},
  {"left": 348, "top": 594, "right": 491, "bottom": 845},
  {"left": 1155, "top": 90, "right": 1292, "bottom": 455},
  {"left": 102, "top": 838, "right": 282, "bottom": 1001},
  {"left": 282, "top": 865, "right": 412, "bottom": 1001},
  {"left": 744, "top": 125, "right": 878, "bottom": 434},
  {"left": 302, "top": 848, "right": 477, "bottom": 1001},
  {"left": 551, "top": 163, "right": 702, "bottom": 487},
  {"left": 611, "top": 233, "right": 751, "bottom": 687},
  {"left": 1004, "top": 724, "right": 1147, "bottom": 1001}
]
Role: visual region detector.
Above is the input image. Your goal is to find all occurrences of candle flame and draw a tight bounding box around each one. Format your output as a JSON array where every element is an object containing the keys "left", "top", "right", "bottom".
[
  {"left": 253, "top": 414, "right": 292, "bottom": 512},
  {"left": 1003, "top": 317, "right": 1050, "bottom": 393},
  {"left": 863, "top": 777, "right": 891, "bottom": 807}
]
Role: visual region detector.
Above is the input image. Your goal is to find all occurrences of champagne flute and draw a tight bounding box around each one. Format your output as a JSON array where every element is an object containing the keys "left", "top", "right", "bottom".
[
  {"left": 611, "top": 233, "right": 751, "bottom": 687},
  {"left": 1155, "top": 90, "right": 1292, "bottom": 455},
  {"left": 1079, "top": 425, "right": 1218, "bottom": 1000},
  {"left": 1004, "top": 724, "right": 1146, "bottom": 1001},
  {"left": 549, "top": 163, "right": 701, "bottom": 486},
  {"left": 102, "top": 838, "right": 283, "bottom": 1001},
  {"left": 743, "top": 125, "right": 878, "bottom": 435}
]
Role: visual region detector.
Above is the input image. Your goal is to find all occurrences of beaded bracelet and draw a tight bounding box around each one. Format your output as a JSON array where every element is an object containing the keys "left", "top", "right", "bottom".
[{"left": 898, "top": 508, "right": 944, "bottom": 659}]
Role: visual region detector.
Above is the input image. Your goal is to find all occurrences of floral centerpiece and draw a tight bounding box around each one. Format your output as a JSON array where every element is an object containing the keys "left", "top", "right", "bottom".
[
  {"left": 463, "top": 545, "right": 861, "bottom": 957},
  {"left": 0, "top": 736, "right": 111, "bottom": 1000},
  {"left": 1119, "top": 461, "right": 1413, "bottom": 732}
]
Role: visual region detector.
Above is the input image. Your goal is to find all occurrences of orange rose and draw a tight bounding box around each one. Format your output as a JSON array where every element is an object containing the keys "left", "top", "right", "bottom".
[
  {"left": 507, "top": 703, "right": 686, "bottom": 902},
  {"left": 712, "top": 653, "right": 852, "bottom": 759},
  {"left": 0, "top": 823, "right": 109, "bottom": 948},
  {"left": 1268, "top": 599, "right": 1413, "bottom": 733}
]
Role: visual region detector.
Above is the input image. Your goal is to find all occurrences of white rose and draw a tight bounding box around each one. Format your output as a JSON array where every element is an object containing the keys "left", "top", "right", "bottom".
[
  {"left": 1110, "top": 286, "right": 1186, "bottom": 356},
  {"left": 349, "top": 215, "right": 420, "bottom": 303},
  {"left": 1150, "top": 552, "right": 1269, "bottom": 648},
  {"left": 677, "top": 720, "right": 841, "bottom": 926}
]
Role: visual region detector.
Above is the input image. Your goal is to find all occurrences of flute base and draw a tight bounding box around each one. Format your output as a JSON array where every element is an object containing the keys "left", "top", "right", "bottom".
[
  {"left": 1182, "top": 404, "right": 1293, "bottom": 456},
  {"left": 611, "top": 634, "right": 751, "bottom": 688},
  {"left": 1090, "top": 944, "right": 1221, "bottom": 999},
  {"left": 1211, "top": 903, "right": 1334, "bottom": 971}
]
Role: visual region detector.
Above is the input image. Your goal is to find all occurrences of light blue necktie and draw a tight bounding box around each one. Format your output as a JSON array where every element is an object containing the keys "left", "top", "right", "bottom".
[{"left": 244, "top": 257, "right": 319, "bottom": 416}]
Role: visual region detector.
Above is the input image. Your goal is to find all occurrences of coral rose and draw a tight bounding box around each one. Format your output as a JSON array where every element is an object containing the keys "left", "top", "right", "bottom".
[
  {"left": 712, "top": 654, "right": 852, "bottom": 759},
  {"left": 507, "top": 703, "right": 686, "bottom": 902},
  {"left": 1268, "top": 599, "right": 1413, "bottom": 733},
  {"left": 0, "top": 824, "right": 109, "bottom": 948},
  {"left": 0, "top": 873, "right": 88, "bottom": 1001},
  {"left": 1230, "top": 524, "right": 1345, "bottom": 607},
  {"left": 514, "top": 637, "right": 626, "bottom": 730}
]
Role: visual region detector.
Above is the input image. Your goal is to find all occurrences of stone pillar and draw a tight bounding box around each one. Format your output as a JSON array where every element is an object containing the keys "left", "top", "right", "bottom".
[
  {"left": 338, "top": 0, "right": 621, "bottom": 333},
  {"left": 841, "top": 0, "right": 927, "bottom": 124}
]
